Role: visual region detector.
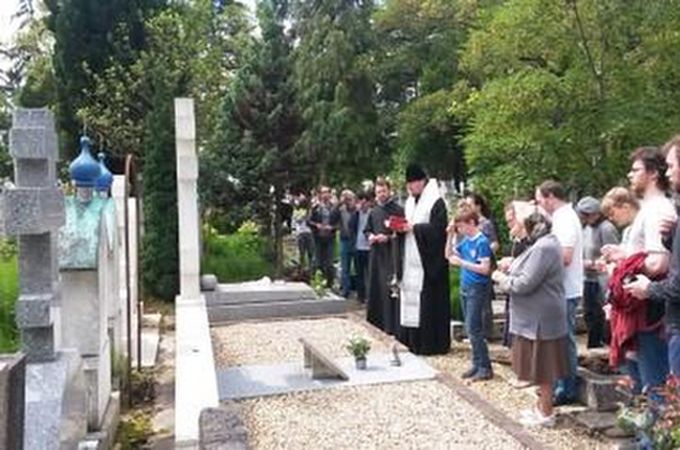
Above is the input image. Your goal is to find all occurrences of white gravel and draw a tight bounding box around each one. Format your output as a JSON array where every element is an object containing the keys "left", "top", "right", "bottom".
[
  {"left": 212, "top": 316, "right": 616, "bottom": 450},
  {"left": 211, "top": 316, "right": 391, "bottom": 367},
  {"left": 240, "top": 380, "right": 525, "bottom": 450}
]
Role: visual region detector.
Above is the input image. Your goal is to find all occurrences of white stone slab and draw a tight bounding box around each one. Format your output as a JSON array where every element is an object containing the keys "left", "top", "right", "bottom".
[
  {"left": 217, "top": 352, "right": 437, "bottom": 400},
  {"left": 141, "top": 325, "right": 160, "bottom": 368},
  {"left": 175, "top": 295, "right": 218, "bottom": 448}
]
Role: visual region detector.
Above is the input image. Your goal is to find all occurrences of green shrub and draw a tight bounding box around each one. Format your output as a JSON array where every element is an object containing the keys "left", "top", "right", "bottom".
[
  {"left": 201, "top": 221, "right": 274, "bottom": 282},
  {"left": 0, "top": 243, "right": 19, "bottom": 352},
  {"left": 449, "top": 268, "right": 462, "bottom": 321}
]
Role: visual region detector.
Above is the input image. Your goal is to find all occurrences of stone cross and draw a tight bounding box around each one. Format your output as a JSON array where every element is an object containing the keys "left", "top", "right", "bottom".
[
  {"left": 175, "top": 98, "right": 200, "bottom": 300},
  {"left": 3, "top": 109, "right": 64, "bottom": 363}
]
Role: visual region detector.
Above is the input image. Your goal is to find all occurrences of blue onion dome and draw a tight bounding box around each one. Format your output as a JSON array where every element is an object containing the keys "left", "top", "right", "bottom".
[
  {"left": 69, "top": 136, "right": 100, "bottom": 188},
  {"left": 95, "top": 152, "right": 113, "bottom": 192}
]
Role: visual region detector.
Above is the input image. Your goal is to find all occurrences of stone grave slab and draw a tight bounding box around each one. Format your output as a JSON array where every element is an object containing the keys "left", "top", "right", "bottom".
[
  {"left": 217, "top": 352, "right": 437, "bottom": 400},
  {"left": 208, "top": 280, "right": 317, "bottom": 305},
  {"left": 299, "top": 338, "right": 349, "bottom": 380}
]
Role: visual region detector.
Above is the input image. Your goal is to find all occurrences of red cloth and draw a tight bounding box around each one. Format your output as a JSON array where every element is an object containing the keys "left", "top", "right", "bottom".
[{"left": 608, "top": 252, "right": 662, "bottom": 367}]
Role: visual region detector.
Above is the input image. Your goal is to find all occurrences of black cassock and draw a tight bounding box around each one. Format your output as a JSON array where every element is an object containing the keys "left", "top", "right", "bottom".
[
  {"left": 398, "top": 197, "right": 451, "bottom": 355},
  {"left": 364, "top": 198, "right": 404, "bottom": 336}
]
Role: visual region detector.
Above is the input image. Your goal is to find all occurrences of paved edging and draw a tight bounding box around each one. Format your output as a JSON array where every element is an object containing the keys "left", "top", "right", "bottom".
[{"left": 436, "top": 372, "right": 551, "bottom": 450}]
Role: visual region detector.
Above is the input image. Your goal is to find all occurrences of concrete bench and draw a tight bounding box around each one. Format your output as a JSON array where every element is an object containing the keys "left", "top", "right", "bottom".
[{"left": 299, "top": 338, "right": 349, "bottom": 381}]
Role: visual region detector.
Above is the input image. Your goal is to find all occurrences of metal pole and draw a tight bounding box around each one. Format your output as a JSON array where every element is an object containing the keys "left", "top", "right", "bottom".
[{"left": 124, "top": 154, "right": 133, "bottom": 407}]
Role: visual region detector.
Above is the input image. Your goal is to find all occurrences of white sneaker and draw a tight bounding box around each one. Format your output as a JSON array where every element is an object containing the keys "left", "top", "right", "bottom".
[{"left": 519, "top": 407, "right": 555, "bottom": 428}]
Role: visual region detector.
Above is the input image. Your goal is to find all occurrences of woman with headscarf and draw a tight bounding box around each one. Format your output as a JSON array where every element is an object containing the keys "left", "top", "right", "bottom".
[{"left": 492, "top": 211, "right": 568, "bottom": 427}]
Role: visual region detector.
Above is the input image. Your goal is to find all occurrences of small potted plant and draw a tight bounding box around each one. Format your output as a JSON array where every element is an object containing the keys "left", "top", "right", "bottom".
[{"left": 346, "top": 336, "right": 371, "bottom": 369}]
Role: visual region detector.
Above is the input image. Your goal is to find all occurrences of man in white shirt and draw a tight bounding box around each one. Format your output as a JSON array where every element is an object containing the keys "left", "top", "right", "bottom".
[
  {"left": 603, "top": 147, "right": 674, "bottom": 395},
  {"left": 536, "top": 180, "right": 583, "bottom": 405}
]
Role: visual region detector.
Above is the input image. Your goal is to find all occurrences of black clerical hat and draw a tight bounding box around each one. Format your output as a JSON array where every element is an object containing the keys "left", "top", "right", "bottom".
[{"left": 405, "top": 163, "right": 427, "bottom": 182}]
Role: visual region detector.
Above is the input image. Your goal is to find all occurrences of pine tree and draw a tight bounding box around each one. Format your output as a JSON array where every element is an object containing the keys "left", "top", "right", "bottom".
[
  {"left": 203, "top": 0, "right": 304, "bottom": 275},
  {"left": 140, "top": 65, "right": 180, "bottom": 301},
  {"left": 291, "top": 0, "right": 380, "bottom": 185}
]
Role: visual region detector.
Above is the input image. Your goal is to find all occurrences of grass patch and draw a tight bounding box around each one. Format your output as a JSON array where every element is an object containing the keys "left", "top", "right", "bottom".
[
  {"left": 201, "top": 222, "right": 274, "bottom": 283},
  {"left": 449, "top": 268, "right": 463, "bottom": 321},
  {"left": 0, "top": 250, "right": 19, "bottom": 353}
]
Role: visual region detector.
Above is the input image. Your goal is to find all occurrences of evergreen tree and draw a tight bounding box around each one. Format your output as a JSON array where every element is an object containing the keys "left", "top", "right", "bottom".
[
  {"left": 203, "top": 0, "right": 303, "bottom": 275},
  {"left": 140, "top": 67, "right": 180, "bottom": 301},
  {"left": 291, "top": 0, "right": 380, "bottom": 184},
  {"left": 46, "top": 0, "right": 163, "bottom": 157}
]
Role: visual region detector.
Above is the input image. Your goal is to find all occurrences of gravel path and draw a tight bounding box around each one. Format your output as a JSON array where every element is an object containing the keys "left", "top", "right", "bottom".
[
  {"left": 427, "top": 343, "right": 615, "bottom": 450},
  {"left": 240, "top": 380, "right": 525, "bottom": 450}
]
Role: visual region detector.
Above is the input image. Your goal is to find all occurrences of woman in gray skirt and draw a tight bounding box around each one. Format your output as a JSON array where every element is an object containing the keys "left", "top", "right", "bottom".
[{"left": 493, "top": 210, "right": 568, "bottom": 427}]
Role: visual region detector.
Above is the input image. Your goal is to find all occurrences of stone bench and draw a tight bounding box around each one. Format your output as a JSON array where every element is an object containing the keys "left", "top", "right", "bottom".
[{"left": 299, "top": 338, "right": 349, "bottom": 381}]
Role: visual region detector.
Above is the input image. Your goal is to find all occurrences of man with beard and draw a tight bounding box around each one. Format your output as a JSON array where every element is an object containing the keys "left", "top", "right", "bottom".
[
  {"left": 365, "top": 178, "right": 403, "bottom": 335},
  {"left": 397, "top": 164, "right": 451, "bottom": 355},
  {"left": 626, "top": 136, "right": 680, "bottom": 379},
  {"left": 603, "top": 146, "right": 675, "bottom": 396}
]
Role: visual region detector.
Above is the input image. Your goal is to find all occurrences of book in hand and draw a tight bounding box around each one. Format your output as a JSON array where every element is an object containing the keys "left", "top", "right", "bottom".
[{"left": 386, "top": 215, "right": 408, "bottom": 232}]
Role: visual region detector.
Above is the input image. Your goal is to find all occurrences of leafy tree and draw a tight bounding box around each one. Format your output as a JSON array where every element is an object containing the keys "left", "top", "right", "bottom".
[
  {"left": 291, "top": 0, "right": 380, "bottom": 185},
  {"left": 203, "top": 0, "right": 303, "bottom": 275},
  {"left": 371, "top": 0, "right": 468, "bottom": 183},
  {"left": 456, "top": 0, "right": 680, "bottom": 211}
]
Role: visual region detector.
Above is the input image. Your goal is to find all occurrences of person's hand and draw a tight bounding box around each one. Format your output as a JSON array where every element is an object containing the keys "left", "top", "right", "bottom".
[
  {"left": 601, "top": 244, "right": 625, "bottom": 263},
  {"left": 603, "top": 303, "right": 612, "bottom": 321},
  {"left": 497, "top": 257, "right": 513, "bottom": 273},
  {"left": 491, "top": 270, "right": 508, "bottom": 285},
  {"left": 448, "top": 255, "right": 462, "bottom": 267},
  {"left": 446, "top": 219, "right": 457, "bottom": 235},
  {"left": 623, "top": 274, "right": 651, "bottom": 299},
  {"left": 660, "top": 213, "right": 677, "bottom": 236},
  {"left": 400, "top": 222, "right": 413, "bottom": 233}
]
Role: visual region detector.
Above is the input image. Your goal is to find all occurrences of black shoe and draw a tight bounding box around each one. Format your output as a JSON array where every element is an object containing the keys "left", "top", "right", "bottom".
[
  {"left": 553, "top": 395, "right": 577, "bottom": 406},
  {"left": 461, "top": 367, "right": 477, "bottom": 379},
  {"left": 471, "top": 369, "right": 493, "bottom": 382}
]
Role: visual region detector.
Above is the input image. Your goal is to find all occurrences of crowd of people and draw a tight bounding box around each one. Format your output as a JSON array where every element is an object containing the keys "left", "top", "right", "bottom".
[{"left": 289, "top": 136, "right": 680, "bottom": 428}]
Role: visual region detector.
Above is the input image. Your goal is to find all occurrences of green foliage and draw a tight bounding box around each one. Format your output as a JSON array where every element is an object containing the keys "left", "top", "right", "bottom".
[
  {"left": 0, "top": 245, "right": 19, "bottom": 353},
  {"left": 47, "top": 0, "right": 163, "bottom": 157},
  {"left": 117, "top": 409, "right": 154, "bottom": 449},
  {"left": 201, "top": 222, "right": 273, "bottom": 283},
  {"left": 617, "top": 377, "right": 680, "bottom": 449},
  {"left": 292, "top": 0, "right": 381, "bottom": 185},
  {"left": 372, "top": 0, "right": 467, "bottom": 182},
  {"left": 140, "top": 57, "right": 181, "bottom": 302},
  {"left": 449, "top": 268, "right": 462, "bottom": 321},
  {"left": 202, "top": 0, "right": 302, "bottom": 275},
  {"left": 78, "top": 0, "right": 252, "bottom": 158},
  {"left": 310, "top": 269, "right": 329, "bottom": 298},
  {"left": 456, "top": 0, "right": 680, "bottom": 211},
  {"left": 345, "top": 335, "right": 371, "bottom": 359}
]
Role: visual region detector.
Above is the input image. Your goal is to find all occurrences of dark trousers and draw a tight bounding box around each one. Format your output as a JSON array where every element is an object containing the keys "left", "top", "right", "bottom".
[
  {"left": 355, "top": 250, "right": 369, "bottom": 302},
  {"left": 314, "top": 236, "right": 335, "bottom": 288},
  {"left": 340, "top": 238, "right": 355, "bottom": 297},
  {"left": 584, "top": 280, "right": 607, "bottom": 348},
  {"left": 297, "top": 232, "right": 314, "bottom": 271}
]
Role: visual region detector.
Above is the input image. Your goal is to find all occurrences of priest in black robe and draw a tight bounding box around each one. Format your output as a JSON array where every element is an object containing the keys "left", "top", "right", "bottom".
[
  {"left": 397, "top": 164, "right": 451, "bottom": 355},
  {"left": 364, "top": 178, "right": 404, "bottom": 336}
]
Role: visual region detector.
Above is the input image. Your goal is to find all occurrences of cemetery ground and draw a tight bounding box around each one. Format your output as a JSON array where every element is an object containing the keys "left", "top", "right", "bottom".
[{"left": 204, "top": 310, "right": 619, "bottom": 449}]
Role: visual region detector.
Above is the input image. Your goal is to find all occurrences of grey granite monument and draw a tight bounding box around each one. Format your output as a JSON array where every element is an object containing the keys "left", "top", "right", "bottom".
[
  {"left": 0, "top": 354, "right": 26, "bottom": 450},
  {"left": 3, "top": 108, "right": 87, "bottom": 449}
]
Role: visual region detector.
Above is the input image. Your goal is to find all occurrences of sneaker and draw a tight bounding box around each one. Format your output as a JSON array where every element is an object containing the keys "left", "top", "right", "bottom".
[
  {"left": 461, "top": 367, "right": 477, "bottom": 379},
  {"left": 520, "top": 408, "right": 555, "bottom": 428}
]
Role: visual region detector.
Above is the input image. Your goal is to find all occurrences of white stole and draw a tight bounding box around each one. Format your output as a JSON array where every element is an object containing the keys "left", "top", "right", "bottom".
[{"left": 400, "top": 178, "right": 441, "bottom": 328}]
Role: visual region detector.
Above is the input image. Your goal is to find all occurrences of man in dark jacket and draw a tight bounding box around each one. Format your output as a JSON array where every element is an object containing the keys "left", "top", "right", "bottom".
[{"left": 626, "top": 135, "right": 680, "bottom": 377}]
